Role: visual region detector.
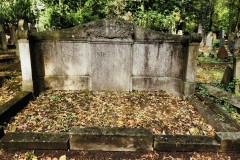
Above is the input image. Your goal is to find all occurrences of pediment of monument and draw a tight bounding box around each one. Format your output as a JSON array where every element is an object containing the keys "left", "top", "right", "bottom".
[{"left": 30, "top": 18, "right": 201, "bottom": 43}]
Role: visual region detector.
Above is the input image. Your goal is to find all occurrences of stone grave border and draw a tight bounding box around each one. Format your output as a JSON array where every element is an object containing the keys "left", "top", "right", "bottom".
[{"left": 0, "top": 91, "right": 239, "bottom": 152}]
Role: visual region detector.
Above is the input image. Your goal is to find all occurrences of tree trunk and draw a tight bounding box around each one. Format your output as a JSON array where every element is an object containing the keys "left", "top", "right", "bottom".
[
  {"left": 228, "top": 0, "right": 234, "bottom": 37},
  {"left": 234, "top": 1, "right": 240, "bottom": 32}
]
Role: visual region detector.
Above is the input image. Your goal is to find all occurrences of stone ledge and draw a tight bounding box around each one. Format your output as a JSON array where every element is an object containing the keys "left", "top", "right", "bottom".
[
  {"left": 188, "top": 95, "right": 240, "bottom": 132},
  {"left": 70, "top": 127, "right": 153, "bottom": 152},
  {"left": 0, "top": 132, "right": 69, "bottom": 150},
  {"left": 0, "top": 126, "right": 4, "bottom": 139},
  {"left": 154, "top": 135, "right": 220, "bottom": 152},
  {"left": 0, "top": 91, "right": 33, "bottom": 125},
  {"left": 216, "top": 132, "right": 240, "bottom": 152}
]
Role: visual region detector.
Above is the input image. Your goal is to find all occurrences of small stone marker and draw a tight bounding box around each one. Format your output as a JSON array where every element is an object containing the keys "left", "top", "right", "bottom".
[
  {"left": 216, "top": 132, "right": 240, "bottom": 152},
  {"left": 221, "top": 65, "right": 233, "bottom": 85},
  {"left": 217, "top": 45, "right": 228, "bottom": 59},
  {"left": 70, "top": 127, "right": 153, "bottom": 152},
  {"left": 0, "top": 25, "right": 7, "bottom": 50}
]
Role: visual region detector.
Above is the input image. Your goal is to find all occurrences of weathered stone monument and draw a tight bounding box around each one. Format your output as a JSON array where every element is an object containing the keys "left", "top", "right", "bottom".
[
  {"left": 17, "top": 20, "right": 32, "bottom": 92},
  {"left": 18, "top": 19, "right": 201, "bottom": 97},
  {"left": 0, "top": 25, "right": 7, "bottom": 51}
]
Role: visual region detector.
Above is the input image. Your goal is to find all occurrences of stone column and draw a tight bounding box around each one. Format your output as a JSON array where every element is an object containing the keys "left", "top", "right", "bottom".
[
  {"left": 184, "top": 34, "right": 202, "bottom": 97},
  {"left": 17, "top": 29, "right": 33, "bottom": 92},
  {"left": 0, "top": 25, "right": 7, "bottom": 51},
  {"left": 233, "top": 56, "right": 240, "bottom": 93}
]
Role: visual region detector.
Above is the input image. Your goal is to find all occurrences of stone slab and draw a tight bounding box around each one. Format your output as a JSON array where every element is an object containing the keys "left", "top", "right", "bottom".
[
  {"left": 206, "top": 84, "right": 240, "bottom": 110},
  {"left": 216, "top": 132, "right": 240, "bottom": 152},
  {"left": 0, "top": 132, "right": 69, "bottom": 150},
  {"left": 44, "top": 76, "right": 90, "bottom": 90},
  {"left": 132, "top": 77, "right": 183, "bottom": 97},
  {"left": 190, "top": 95, "right": 240, "bottom": 132},
  {"left": 154, "top": 135, "right": 220, "bottom": 152},
  {"left": 0, "top": 91, "right": 33, "bottom": 125},
  {"left": 70, "top": 127, "right": 153, "bottom": 152},
  {"left": 91, "top": 43, "right": 131, "bottom": 91}
]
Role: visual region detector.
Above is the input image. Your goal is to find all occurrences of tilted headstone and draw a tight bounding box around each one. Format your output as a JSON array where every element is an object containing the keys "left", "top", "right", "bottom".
[
  {"left": 221, "top": 65, "right": 233, "bottom": 85},
  {"left": 0, "top": 25, "right": 7, "bottom": 50},
  {"left": 217, "top": 45, "right": 228, "bottom": 59}
]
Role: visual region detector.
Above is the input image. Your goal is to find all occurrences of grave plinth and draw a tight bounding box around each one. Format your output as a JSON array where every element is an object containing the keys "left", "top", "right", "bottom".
[{"left": 19, "top": 19, "right": 201, "bottom": 97}]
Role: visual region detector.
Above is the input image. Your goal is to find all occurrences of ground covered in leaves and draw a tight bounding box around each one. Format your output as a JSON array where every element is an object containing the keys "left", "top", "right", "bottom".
[
  {"left": 5, "top": 90, "right": 215, "bottom": 136},
  {"left": 1, "top": 149, "right": 239, "bottom": 160},
  {"left": 0, "top": 70, "right": 22, "bottom": 105}
]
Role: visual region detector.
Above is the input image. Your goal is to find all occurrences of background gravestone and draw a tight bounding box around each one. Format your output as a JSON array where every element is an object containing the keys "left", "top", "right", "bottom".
[
  {"left": 8, "top": 23, "right": 16, "bottom": 45},
  {"left": 206, "top": 32, "right": 213, "bottom": 47},
  {"left": 0, "top": 25, "right": 7, "bottom": 51}
]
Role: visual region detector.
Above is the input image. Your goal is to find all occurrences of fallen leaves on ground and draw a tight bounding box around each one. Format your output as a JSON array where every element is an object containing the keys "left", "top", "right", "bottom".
[
  {"left": 5, "top": 90, "right": 215, "bottom": 136},
  {"left": 0, "top": 70, "right": 22, "bottom": 105}
]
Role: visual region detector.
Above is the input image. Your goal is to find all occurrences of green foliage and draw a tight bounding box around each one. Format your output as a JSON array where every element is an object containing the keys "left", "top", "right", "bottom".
[
  {"left": 196, "top": 83, "right": 209, "bottom": 97},
  {"left": 0, "top": 0, "right": 38, "bottom": 30},
  {"left": 1, "top": 0, "right": 239, "bottom": 34},
  {"left": 224, "top": 78, "right": 239, "bottom": 93},
  {"left": 212, "top": 39, "right": 220, "bottom": 48}
]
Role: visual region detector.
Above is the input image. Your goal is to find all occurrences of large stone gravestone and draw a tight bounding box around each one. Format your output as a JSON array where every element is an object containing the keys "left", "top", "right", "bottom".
[{"left": 20, "top": 19, "right": 201, "bottom": 97}]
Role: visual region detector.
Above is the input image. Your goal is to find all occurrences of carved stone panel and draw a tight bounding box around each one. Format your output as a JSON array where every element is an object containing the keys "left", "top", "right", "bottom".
[
  {"left": 43, "top": 42, "right": 90, "bottom": 76},
  {"left": 86, "top": 19, "right": 134, "bottom": 39},
  {"left": 91, "top": 43, "right": 131, "bottom": 91},
  {"left": 132, "top": 43, "right": 184, "bottom": 79}
]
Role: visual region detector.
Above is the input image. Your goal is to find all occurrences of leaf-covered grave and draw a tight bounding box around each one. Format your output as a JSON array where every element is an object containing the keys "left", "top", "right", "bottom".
[{"left": 5, "top": 90, "right": 215, "bottom": 136}]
